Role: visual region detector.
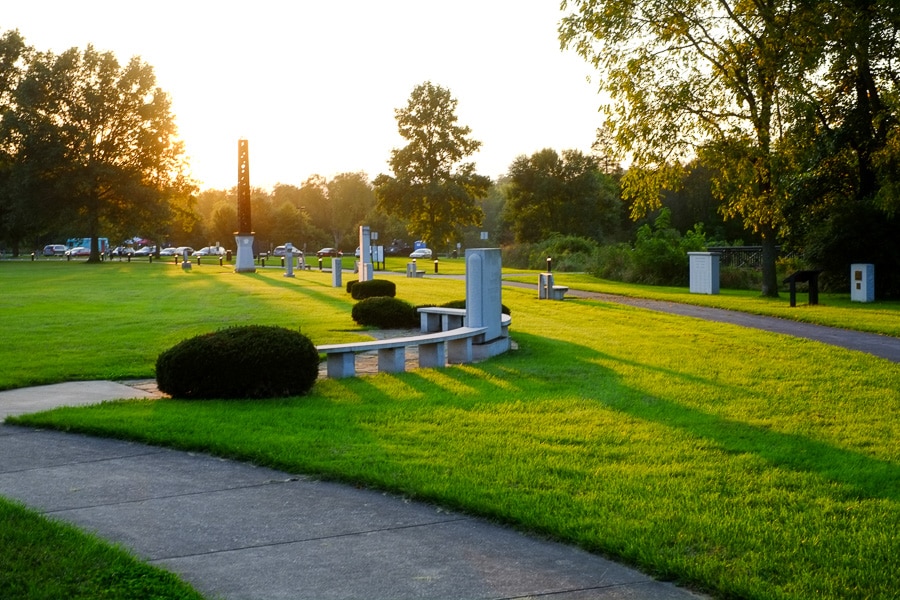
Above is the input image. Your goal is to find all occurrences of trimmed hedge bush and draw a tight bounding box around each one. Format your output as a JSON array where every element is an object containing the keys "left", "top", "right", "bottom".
[
  {"left": 155, "top": 325, "right": 319, "bottom": 399},
  {"left": 351, "top": 297, "right": 419, "bottom": 328},
  {"left": 350, "top": 279, "right": 396, "bottom": 300}
]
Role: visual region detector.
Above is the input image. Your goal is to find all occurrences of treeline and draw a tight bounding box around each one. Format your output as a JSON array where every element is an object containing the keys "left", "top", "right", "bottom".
[
  {"left": 0, "top": 30, "right": 194, "bottom": 261},
  {"left": 4, "top": 19, "right": 900, "bottom": 298}
]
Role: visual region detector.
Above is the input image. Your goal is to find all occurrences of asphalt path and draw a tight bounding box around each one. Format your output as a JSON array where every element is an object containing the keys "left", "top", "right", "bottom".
[{"left": 502, "top": 280, "right": 900, "bottom": 363}]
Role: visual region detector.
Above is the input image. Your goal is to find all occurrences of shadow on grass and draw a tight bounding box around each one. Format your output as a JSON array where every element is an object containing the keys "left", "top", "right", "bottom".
[
  {"left": 554, "top": 340, "right": 900, "bottom": 503},
  {"left": 345, "top": 329, "right": 900, "bottom": 505}
]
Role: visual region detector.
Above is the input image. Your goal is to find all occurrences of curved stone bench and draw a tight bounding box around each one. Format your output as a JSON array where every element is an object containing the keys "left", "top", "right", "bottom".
[
  {"left": 317, "top": 326, "right": 488, "bottom": 379},
  {"left": 418, "top": 307, "right": 511, "bottom": 335}
]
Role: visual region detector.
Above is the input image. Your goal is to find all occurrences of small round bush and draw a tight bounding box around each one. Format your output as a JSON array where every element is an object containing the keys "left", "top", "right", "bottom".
[
  {"left": 350, "top": 279, "right": 396, "bottom": 300},
  {"left": 155, "top": 325, "right": 319, "bottom": 399},
  {"left": 351, "top": 297, "right": 419, "bottom": 328}
]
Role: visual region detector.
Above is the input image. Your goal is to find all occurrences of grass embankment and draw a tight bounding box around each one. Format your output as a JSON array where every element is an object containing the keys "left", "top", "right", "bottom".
[
  {"left": 0, "top": 497, "right": 203, "bottom": 600},
  {"left": 3, "top": 260, "right": 900, "bottom": 599}
]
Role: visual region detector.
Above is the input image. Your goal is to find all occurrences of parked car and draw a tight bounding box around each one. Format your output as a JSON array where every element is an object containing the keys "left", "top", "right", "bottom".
[
  {"left": 409, "top": 248, "right": 432, "bottom": 259},
  {"left": 110, "top": 246, "right": 135, "bottom": 257},
  {"left": 43, "top": 244, "right": 67, "bottom": 256},
  {"left": 133, "top": 246, "right": 155, "bottom": 257},
  {"left": 65, "top": 246, "right": 90, "bottom": 257},
  {"left": 316, "top": 247, "right": 342, "bottom": 258},
  {"left": 158, "top": 247, "right": 178, "bottom": 256},
  {"left": 273, "top": 245, "right": 301, "bottom": 257},
  {"left": 173, "top": 246, "right": 195, "bottom": 257},
  {"left": 386, "top": 240, "right": 413, "bottom": 256},
  {"left": 192, "top": 246, "right": 224, "bottom": 257}
]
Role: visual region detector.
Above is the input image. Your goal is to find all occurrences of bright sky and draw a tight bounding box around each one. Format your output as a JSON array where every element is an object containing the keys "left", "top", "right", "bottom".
[{"left": 5, "top": 1, "right": 602, "bottom": 191}]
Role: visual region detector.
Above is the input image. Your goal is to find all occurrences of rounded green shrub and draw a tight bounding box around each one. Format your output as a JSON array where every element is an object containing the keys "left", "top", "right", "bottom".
[
  {"left": 351, "top": 297, "right": 419, "bottom": 328},
  {"left": 155, "top": 325, "right": 319, "bottom": 399},
  {"left": 350, "top": 279, "right": 396, "bottom": 300}
]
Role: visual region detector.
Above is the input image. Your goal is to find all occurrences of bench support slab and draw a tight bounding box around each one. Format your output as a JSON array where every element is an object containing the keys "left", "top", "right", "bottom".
[
  {"left": 447, "top": 337, "right": 475, "bottom": 364},
  {"left": 419, "top": 342, "right": 446, "bottom": 369},
  {"left": 327, "top": 353, "right": 355, "bottom": 379},
  {"left": 378, "top": 347, "right": 406, "bottom": 373}
]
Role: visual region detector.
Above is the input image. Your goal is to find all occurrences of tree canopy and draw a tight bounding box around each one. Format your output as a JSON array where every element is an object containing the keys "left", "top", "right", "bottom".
[
  {"left": 504, "top": 148, "right": 620, "bottom": 244},
  {"left": 374, "top": 82, "right": 490, "bottom": 250},
  {"left": 560, "top": 0, "right": 900, "bottom": 296},
  {"left": 560, "top": 0, "right": 820, "bottom": 295},
  {"left": 0, "top": 31, "right": 194, "bottom": 260}
]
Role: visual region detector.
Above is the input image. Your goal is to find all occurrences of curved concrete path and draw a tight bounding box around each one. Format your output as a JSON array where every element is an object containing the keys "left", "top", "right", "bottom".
[{"left": 0, "top": 381, "right": 706, "bottom": 600}]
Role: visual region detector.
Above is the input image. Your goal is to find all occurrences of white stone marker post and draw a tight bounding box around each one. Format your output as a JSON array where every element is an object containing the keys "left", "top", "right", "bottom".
[
  {"left": 358, "top": 225, "right": 374, "bottom": 282},
  {"left": 284, "top": 243, "right": 295, "bottom": 278},
  {"left": 332, "top": 257, "right": 343, "bottom": 287},
  {"left": 465, "top": 248, "right": 503, "bottom": 342}
]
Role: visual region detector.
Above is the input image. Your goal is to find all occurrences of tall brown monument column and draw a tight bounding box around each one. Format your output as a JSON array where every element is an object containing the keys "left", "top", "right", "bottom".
[{"left": 234, "top": 139, "right": 256, "bottom": 273}]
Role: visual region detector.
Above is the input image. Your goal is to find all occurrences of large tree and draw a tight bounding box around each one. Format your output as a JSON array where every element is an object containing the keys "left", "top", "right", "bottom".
[
  {"left": 504, "top": 148, "right": 620, "bottom": 244},
  {"left": 326, "top": 172, "right": 375, "bottom": 249},
  {"left": 2, "top": 40, "right": 193, "bottom": 261},
  {"left": 782, "top": 0, "right": 900, "bottom": 295},
  {"left": 0, "top": 30, "right": 35, "bottom": 255},
  {"left": 374, "top": 82, "right": 490, "bottom": 250},
  {"left": 560, "top": 0, "right": 819, "bottom": 296}
]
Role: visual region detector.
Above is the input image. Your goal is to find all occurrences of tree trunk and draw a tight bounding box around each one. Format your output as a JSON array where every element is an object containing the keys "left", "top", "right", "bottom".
[
  {"left": 87, "top": 209, "right": 102, "bottom": 263},
  {"left": 760, "top": 229, "right": 779, "bottom": 297}
]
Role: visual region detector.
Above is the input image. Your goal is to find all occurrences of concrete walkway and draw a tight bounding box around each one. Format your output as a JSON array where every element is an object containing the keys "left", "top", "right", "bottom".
[{"left": 0, "top": 381, "right": 706, "bottom": 600}]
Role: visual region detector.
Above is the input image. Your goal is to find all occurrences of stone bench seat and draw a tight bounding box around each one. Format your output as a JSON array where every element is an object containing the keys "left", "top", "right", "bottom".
[
  {"left": 418, "top": 307, "right": 512, "bottom": 335},
  {"left": 418, "top": 307, "right": 468, "bottom": 332},
  {"left": 538, "top": 272, "right": 568, "bottom": 300},
  {"left": 317, "top": 326, "right": 488, "bottom": 379},
  {"left": 549, "top": 285, "right": 568, "bottom": 300}
]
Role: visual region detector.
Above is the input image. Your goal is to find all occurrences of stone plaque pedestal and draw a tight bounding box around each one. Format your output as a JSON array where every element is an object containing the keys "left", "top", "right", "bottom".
[{"left": 234, "top": 235, "right": 256, "bottom": 273}]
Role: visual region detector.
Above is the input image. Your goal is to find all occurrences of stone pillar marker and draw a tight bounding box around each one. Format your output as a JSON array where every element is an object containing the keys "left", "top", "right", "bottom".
[
  {"left": 332, "top": 257, "right": 342, "bottom": 287},
  {"left": 358, "top": 225, "right": 374, "bottom": 282},
  {"left": 234, "top": 139, "right": 256, "bottom": 273},
  {"left": 465, "top": 248, "right": 502, "bottom": 342},
  {"left": 284, "top": 243, "right": 295, "bottom": 278}
]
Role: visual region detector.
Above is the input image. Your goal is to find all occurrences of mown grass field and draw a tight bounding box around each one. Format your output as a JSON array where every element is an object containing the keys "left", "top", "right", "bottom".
[
  {"left": 2, "top": 259, "right": 899, "bottom": 600},
  {"left": 0, "top": 497, "right": 204, "bottom": 600}
]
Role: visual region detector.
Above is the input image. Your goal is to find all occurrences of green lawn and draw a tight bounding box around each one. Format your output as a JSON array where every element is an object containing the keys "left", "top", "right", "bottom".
[
  {"left": 0, "top": 497, "right": 204, "bottom": 600},
  {"left": 3, "top": 259, "right": 900, "bottom": 600}
]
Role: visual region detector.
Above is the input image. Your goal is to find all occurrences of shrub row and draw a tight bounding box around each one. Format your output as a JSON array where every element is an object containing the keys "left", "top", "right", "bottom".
[
  {"left": 351, "top": 297, "right": 419, "bottom": 328},
  {"left": 346, "top": 279, "right": 396, "bottom": 299}
]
